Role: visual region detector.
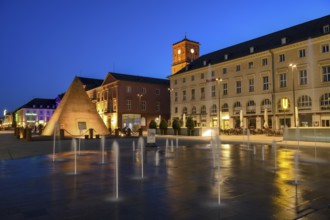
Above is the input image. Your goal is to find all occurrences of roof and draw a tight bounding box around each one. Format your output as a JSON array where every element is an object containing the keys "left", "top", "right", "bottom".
[
  {"left": 174, "top": 14, "right": 330, "bottom": 75},
  {"left": 16, "top": 98, "right": 56, "bottom": 111},
  {"left": 77, "top": 76, "right": 104, "bottom": 90},
  {"left": 172, "top": 36, "right": 200, "bottom": 46},
  {"left": 108, "top": 72, "right": 170, "bottom": 85}
]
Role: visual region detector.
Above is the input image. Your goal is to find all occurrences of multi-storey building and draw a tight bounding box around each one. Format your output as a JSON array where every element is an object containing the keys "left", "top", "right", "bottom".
[
  {"left": 14, "top": 98, "right": 56, "bottom": 129},
  {"left": 85, "top": 72, "right": 170, "bottom": 132},
  {"left": 169, "top": 15, "right": 330, "bottom": 131}
]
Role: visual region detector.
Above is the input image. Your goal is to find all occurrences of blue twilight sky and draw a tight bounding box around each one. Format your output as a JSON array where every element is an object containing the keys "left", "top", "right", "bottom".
[{"left": 0, "top": 0, "right": 329, "bottom": 113}]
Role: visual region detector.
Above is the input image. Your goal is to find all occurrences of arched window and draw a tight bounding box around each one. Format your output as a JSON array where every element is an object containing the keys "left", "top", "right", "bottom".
[
  {"left": 320, "top": 93, "right": 330, "bottom": 110},
  {"left": 210, "top": 104, "right": 217, "bottom": 115},
  {"left": 222, "top": 103, "right": 229, "bottom": 112},
  {"left": 201, "top": 105, "right": 207, "bottom": 115},
  {"left": 233, "top": 101, "right": 241, "bottom": 115},
  {"left": 191, "top": 106, "right": 197, "bottom": 114},
  {"left": 261, "top": 98, "right": 271, "bottom": 112},
  {"left": 246, "top": 100, "right": 256, "bottom": 114},
  {"left": 182, "top": 107, "right": 188, "bottom": 115},
  {"left": 297, "top": 95, "right": 312, "bottom": 110}
]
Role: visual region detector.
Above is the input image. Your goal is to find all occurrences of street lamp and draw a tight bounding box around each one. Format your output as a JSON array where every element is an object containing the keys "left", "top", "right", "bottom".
[
  {"left": 289, "top": 63, "right": 297, "bottom": 127},
  {"left": 216, "top": 78, "right": 223, "bottom": 134}
]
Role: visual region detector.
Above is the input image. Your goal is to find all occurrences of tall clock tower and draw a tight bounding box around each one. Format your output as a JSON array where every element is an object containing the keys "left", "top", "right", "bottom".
[{"left": 171, "top": 36, "right": 200, "bottom": 75}]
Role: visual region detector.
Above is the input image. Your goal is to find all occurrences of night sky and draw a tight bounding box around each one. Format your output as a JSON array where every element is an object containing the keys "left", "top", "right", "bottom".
[{"left": 0, "top": 0, "right": 329, "bottom": 113}]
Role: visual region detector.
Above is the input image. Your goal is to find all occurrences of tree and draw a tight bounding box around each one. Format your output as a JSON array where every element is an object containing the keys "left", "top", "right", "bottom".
[
  {"left": 159, "top": 119, "right": 168, "bottom": 135},
  {"left": 172, "top": 118, "right": 181, "bottom": 135},
  {"left": 185, "top": 117, "right": 195, "bottom": 136},
  {"left": 149, "top": 119, "right": 157, "bottom": 129}
]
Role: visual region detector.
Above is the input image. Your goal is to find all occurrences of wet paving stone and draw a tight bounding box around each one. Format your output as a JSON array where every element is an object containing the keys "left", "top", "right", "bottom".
[{"left": 0, "top": 141, "right": 330, "bottom": 219}]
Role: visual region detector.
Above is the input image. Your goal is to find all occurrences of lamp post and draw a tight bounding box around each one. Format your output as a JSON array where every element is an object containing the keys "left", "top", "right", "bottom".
[
  {"left": 137, "top": 93, "right": 143, "bottom": 126},
  {"left": 289, "top": 63, "right": 297, "bottom": 127},
  {"left": 216, "top": 78, "right": 223, "bottom": 134}
]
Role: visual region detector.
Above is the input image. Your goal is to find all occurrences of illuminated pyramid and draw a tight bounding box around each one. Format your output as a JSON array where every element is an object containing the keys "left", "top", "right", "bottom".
[{"left": 42, "top": 77, "right": 109, "bottom": 137}]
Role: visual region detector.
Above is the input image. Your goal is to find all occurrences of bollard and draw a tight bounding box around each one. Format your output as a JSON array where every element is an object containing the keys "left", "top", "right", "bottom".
[{"left": 25, "top": 128, "right": 32, "bottom": 141}]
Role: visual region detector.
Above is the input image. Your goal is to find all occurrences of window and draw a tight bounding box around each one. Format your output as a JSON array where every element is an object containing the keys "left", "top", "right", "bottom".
[
  {"left": 248, "top": 78, "right": 254, "bottom": 92},
  {"left": 298, "top": 95, "right": 312, "bottom": 109},
  {"left": 201, "top": 73, "right": 204, "bottom": 79},
  {"left": 40, "top": 105, "right": 43, "bottom": 108},
  {"left": 223, "top": 68, "right": 227, "bottom": 74},
  {"left": 211, "top": 71, "right": 215, "bottom": 77},
  {"left": 192, "top": 106, "right": 196, "bottom": 114},
  {"left": 201, "top": 87, "right": 205, "bottom": 99},
  {"left": 182, "top": 78, "right": 186, "bottom": 83},
  {"left": 246, "top": 100, "right": 256, "bottom": 114},
  {"left": 222, "top": 103, "right": 229, "bottom": 112},
  {"left": 182, "top": 107, "right": 188, "bottom": 115},
  {"left": 127, "top": 86, "right": 132, "bottom": 93},
  {"left": 174, "top": 92, "right": 178, "bottom": 102},
  {"left": 323, "top": 25, "right": 330, "bottom": 33},
  {"left": 320, "top": 93, "right": 330, "bottom": 110},
  {"left": 281, "top": 37, "right": 287, "bottom": 45},
  {"left": 322, "top": 44, "right": 329, "bottom": 53},
  {"left": 263, "top": 76, "right": 269, "bottom": 90},
  {"left": 279, "top": 54, "right": 285, "bottom": 62},
  {"left": 182, "top": 90, "right": 186, "bottom": 101},
  {"left": 201, "top": 105, "right": 207, "bottom": 115},
  {"left": 175, "top": 107, "right": 178, "bottom": 113},
  {"left": 322, "top": 66, "right": 330, "bottom": 82},
  {"left": 155, "top": 89, "right": 160, "bottom": 95},
  {"left": 299, "top": 49, "right": 306, "bottom": 58},
  {"left": 250, "top": 46, "right": 254, "bottom": 53},
  {"left": 224, "top": 54, "right": 228, "bottom": 60},
  {"left": 191, "top": 75, "right": 195, "bottom": 81},
  {"left": 223, "top": 83, "right": 228, "bottom": 95},
  {"left": 279, "top": 73, "right": 287, "bottom": 88},
  {"left": 141, "top": 101, "right": 146, "bottom": 111},
  {"left": 236, "top": 65, "right": 240, "bottom": 72},
  {"left": 191, "top": 89, "right": 195, "bottom": 100},
  {"left": 262, "top": 58, "right": 268, "bottom": 66},
  {"left": 126, "top": 99, "right": 131, "bottom": 110},
  {"left": 211, "top": 85, "right": 216, "bottom": 97},
  {"left": 261, "top": 99, "right": 271, "bottom": 112},
  {"left": 233, "top": 102, "right": 242, "bottom": 113},
  {"left": 211, "top": 104, "right": 217, "bottom": 115},
  {"left": 142, "top": 88, "right": 147, "bottom": 94},
  {"left": 236, "top": 81, "right": 241, "bottom": 94},
  {"left": 174, "top": 80, "right": 177, "bottom": 85},
  {"left": 299, "top": 70, "right": 308, "bottom": 85},
  {"left": 156, "top": 102, "right": 160, "bottom": 111},
  {"left": 248, "top": 62, "right": 254, "bottom": 69}
]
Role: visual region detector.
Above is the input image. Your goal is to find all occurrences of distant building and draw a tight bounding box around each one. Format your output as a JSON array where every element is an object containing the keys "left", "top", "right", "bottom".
[
  {"left": 85, "top": 72, "right": 170, "bottom": 132},
  {"left": 14, "top": 98, "right": 56, "bottom": 128},
  {"left": 169, "top": 15, "right": 330, "bottom": 131},
  {"left": 1, "top": 110, "right": 13, "bottom": 129}
]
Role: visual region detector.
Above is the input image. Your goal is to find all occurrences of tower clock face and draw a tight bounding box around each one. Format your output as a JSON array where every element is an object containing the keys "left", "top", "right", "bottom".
[
  {"left": 190, "top": 48, "right": 195, "bottom": 54},
  {"left": 178, "top": 49, "right": 181, "bottom": 55}
]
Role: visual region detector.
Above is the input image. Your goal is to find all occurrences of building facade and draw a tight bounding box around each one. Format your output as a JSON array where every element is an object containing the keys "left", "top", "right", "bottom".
[
  {"left": 85, "top": 72, "right": 170, "bottom": 132},
  {"left": 14, "top": 98, "right": 56, "bottom": 129},
  {"left": 169, "top": 15, "right": 330, "bottom": 131}
]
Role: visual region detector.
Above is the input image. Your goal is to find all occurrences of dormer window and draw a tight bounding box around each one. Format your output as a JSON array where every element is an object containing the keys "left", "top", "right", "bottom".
[
  {"left": 224, "top": 54, "right": 228, "bottom": 60},
  {"left": 323, "top": 25, "right": 330, "bottom": 33},
  {"left": 203, "top": 60, "right": 207, "bottom": 66},
  {"left": 249, "top": 47, "right": 254, "bottom": 53},
  {"left": 281, "top": 37, "right": 287, "bottom": 45}
]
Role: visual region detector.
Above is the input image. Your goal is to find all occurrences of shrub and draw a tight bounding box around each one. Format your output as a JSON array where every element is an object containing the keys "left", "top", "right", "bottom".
[{"left": 149, "top": 120, "right": 157, "bottom": 129}]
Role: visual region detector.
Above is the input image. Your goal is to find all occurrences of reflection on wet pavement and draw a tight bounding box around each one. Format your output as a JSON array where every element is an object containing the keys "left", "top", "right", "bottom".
[{"left": 0, "top": 142, "right": 329, "bottom": 219}]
